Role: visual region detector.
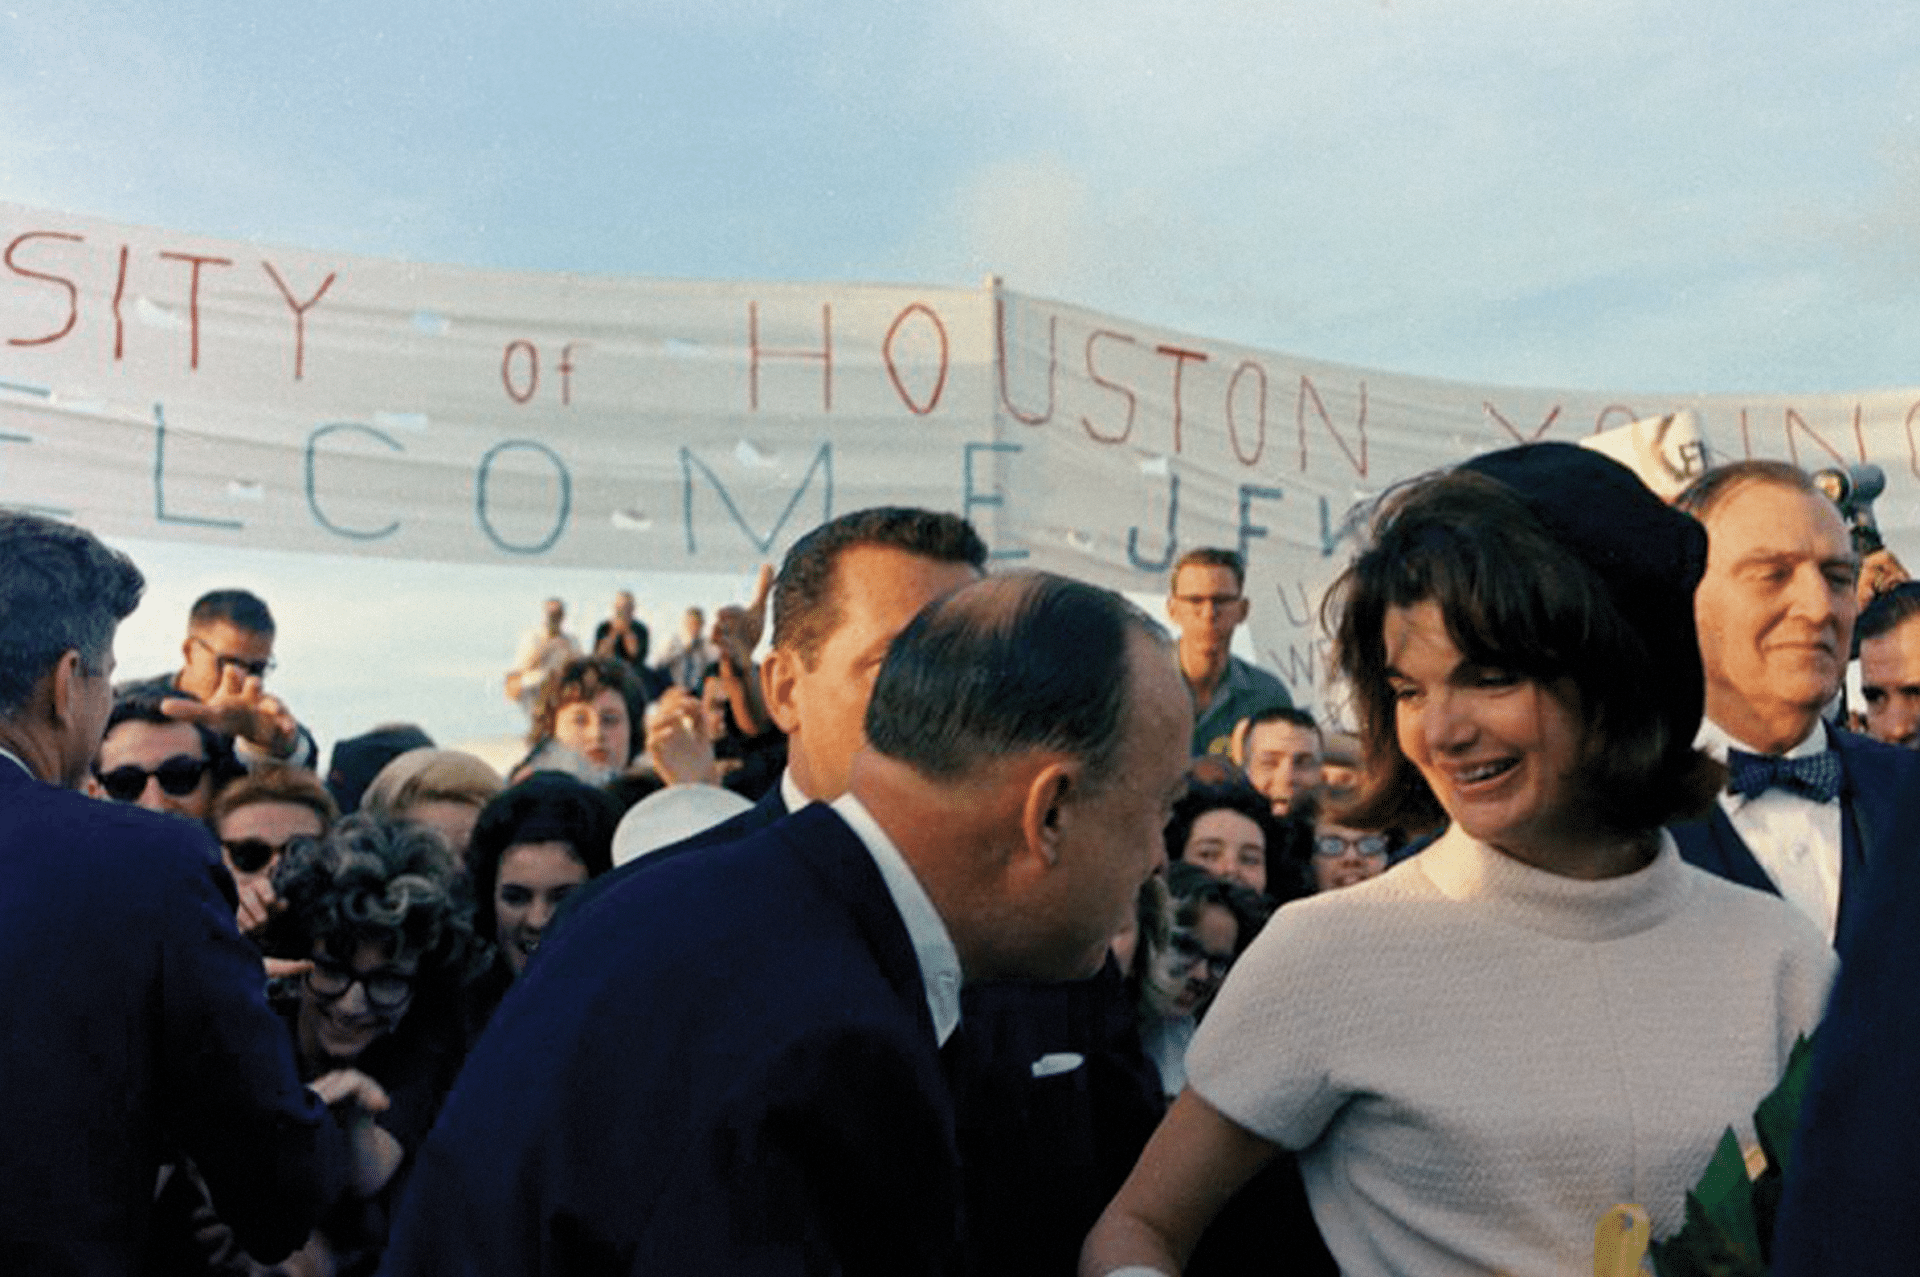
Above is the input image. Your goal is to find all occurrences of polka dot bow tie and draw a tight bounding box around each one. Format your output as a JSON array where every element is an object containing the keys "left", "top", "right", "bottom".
[{"left": 1726, "top": 749, "right": 1843, "bottom": 803}]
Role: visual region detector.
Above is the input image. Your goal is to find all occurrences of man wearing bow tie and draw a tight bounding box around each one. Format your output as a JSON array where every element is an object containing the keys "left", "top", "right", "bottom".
[{"left": 1673, "top": 459, "right": 1920, "bottom": 946}]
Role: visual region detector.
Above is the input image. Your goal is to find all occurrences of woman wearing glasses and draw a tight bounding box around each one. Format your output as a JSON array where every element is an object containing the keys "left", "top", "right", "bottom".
[
  {"left": 1085, "top": 445, "right": 1835, "bottom": 1277},
  {"left": 156, "top": 814, "right": 485, "bottom": 1276},
  {"left": 208, "top": 764, "right": 340, "bottom": 939},
  {"left": 1307, "top": 821, "right": 1401, "bottom": 893}
]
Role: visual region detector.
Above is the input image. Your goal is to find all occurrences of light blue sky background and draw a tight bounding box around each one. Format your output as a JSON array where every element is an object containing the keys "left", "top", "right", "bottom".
[{"left": 7, "top": 1, "right": 1918, "bottom": 749}]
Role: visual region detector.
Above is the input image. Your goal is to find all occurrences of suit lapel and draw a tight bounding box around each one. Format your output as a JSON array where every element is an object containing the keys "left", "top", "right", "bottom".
[{"left": 1670, "top": 803, "right": 1781, "bottom": 897}]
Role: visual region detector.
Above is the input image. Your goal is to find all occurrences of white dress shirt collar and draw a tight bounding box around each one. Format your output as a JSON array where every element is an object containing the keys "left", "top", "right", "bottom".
[{"left": 830, "top": 791, "right": 963, "bottom": 1046}]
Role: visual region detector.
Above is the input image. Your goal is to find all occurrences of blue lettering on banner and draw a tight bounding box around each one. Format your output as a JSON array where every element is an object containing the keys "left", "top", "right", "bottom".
[
  {"left": 1318, "top": 493, "right": 1367, "bottom": 559},
  {"left": 477, "top": 439, "right": 571, "bottom": 555},
  {"left": 962, "top": 441, "right": 1029, "bottom": 561},
  {"left": 152, "top": 403, "right": 242, "bottom": 530},
  {"left": 679, "top": 442, "right": 832, "bottom": 556},
  {"left": 306, "top": 423, "right": 403, "bottom": 541},
  {"left": 1237, "top": 484, "right": 1283, "bottom": 567},
  {"left": 1127, "top": 470, "right": 1179, "bottom": 574}
]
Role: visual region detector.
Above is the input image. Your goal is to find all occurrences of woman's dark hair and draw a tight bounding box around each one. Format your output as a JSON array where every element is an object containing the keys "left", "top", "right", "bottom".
[
  {"left": 266, "top": 813, "right": 486, "bottom": 991},
  {"left": 1328, "top": 466, "right": 1722, "bottom": 836},
  {"left": 527, "top": 655, "right": 646, "bottom": 762},
  {"left": 1165, "top": 860, "right": 1274, "bottom": 958},
  {"left": 466, "top": 773, "right": 618, "bottom": 941}
]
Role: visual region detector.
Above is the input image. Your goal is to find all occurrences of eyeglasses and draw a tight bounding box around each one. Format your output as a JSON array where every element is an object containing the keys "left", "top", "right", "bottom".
[
  {"left": 221, "top": 837, "right": 289, "bottom": 874},
  {"left": 1172, "top": 593, "right": 1243, "bottom": 612},
  {"left": 1168, "top": 931, "right": 1232, "bottom": 980},
  {"left": 95, "top": 754, "right": 209, "bottom": 803},
  {"left": 305, "top": 955, "right": 415, "bottom": 1012},
  {"left": 190, "top": 635, "right": 275, "bottom": 680},
  {"left": 1314, "top": 832, "right": 1391, "bottom": 860}
]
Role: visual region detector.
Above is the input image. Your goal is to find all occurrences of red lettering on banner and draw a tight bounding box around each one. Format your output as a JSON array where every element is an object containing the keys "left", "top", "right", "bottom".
[
  {"left": 996, "top": 297, "right": 1055, "bottom": 426},
  {"left": 1298, "top": 377, "right": 1369, "bottom": 478},
  {"left": 1738, "top": 408, "right": 1754, "bottom": 459},
  {"left": 748, "top": 302, "right": 833, "bottom": 412},
  {"left": 5, "top": 232, "right": 83, "bottom": 347},
  {"left": 156, "top": 251, "right": 233, "bottom": 371},
  {"left": 111, "top": 245, "right": 129, "bottom": 361},
  {"left": 1226, "top": 360, "right": 1267, "bottom": 467},
  {"left": 1593, "top": 404, "right": 1640, "bottom": 433},
  {"left": 882, "top": 303, "right": 949, "bottom": 416},
  {"left": 1083, "top": 330, "right": 1139, "bottom": 444},
  {"left": 1905, "top": 401, "right": 1920, "bottom": 479},
  {"left": 1483, "top": 400, "right": 1561, "bottom": 444},
  {"left": 260, "top": 261, "right": 336, "bottom": 382},
  {"left": 1154, "top": 345, "right": 1208, "bottom": 455},
  {"left": 559, "top": 343, "right": 586, "bottom": 407},
  {"left": 501, "top": 341, "right": 539, "bottom": 404},
  {"left": 1783, "top": 406, "right": 1855, "bottom": 469}
]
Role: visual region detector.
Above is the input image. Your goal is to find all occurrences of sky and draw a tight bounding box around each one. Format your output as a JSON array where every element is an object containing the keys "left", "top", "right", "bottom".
[{"left": 7, "top": 0, "right": 1920, "bottom": 750}]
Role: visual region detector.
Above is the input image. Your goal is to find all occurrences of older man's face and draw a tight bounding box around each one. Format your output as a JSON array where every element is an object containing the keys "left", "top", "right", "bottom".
[{"left": 1694, "top": 481, "right": 1859, "bottom": 751}]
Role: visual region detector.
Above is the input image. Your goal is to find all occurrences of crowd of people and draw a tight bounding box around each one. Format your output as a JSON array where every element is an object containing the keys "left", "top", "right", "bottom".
[{"left": 2, "top": 441, "right": 1917, "bottom": 1275}]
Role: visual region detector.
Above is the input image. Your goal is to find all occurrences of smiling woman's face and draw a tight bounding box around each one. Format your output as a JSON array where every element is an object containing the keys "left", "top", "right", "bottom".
[
  {"left": 1385, "top": 599, "right": 1586, "bottom": 871},
  {"left": 493, "top": 840, "right": 588, "bottom": 976}
]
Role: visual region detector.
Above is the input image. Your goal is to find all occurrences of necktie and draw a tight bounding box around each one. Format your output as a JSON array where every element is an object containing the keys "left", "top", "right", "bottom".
[{"left": 1726, "top": 749, "right": 1843, "bottom": 803}]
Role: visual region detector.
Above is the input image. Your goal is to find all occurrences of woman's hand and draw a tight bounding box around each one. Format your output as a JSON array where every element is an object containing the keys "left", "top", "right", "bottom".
[
  {"left": 309, "top": 1069, "right": 402, "bottom": 1196},
  {"left": 647, "top": 687, "right": 721, "bottom": 786}
]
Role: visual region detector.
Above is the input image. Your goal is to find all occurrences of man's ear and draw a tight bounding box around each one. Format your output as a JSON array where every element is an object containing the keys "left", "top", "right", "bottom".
[
  {"left": 760, "top": 647, "right": 803, "bottom": 736},
  {"left": 1228, "top": 716, "right": 1252, "bottom": 766},
  {"left": 48, "top": 650, "right": 83, "bottom": 727},
  {"left": 1229, "top": 596, "right": 1251, "bottom": 627},
  {"left": 1018, "top": 760, "right": 1079, "bottom": 870}
]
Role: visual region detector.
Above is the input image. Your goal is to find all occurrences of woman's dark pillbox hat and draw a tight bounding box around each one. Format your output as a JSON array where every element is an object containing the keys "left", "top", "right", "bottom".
[{"left": 1459, "top": 441, "right": 1711, "bottom": 747}]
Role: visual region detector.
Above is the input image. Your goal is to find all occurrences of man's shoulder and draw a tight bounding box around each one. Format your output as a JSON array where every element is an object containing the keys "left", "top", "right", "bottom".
[
  {"left": 0, "top": 776, "right": 223, "bottom": 915},
  {"left": 1225, "top": 654, "right": 1292, "bottom": 704}
]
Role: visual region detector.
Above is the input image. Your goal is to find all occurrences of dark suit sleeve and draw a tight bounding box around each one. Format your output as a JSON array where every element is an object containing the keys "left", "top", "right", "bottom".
[
  {"left": 155, "top": 836, "right": 343, "bottom": 1262},
  {"left": 633, "top": 1023, "right": 961, "bottom": 1277},
  {"left": 1771, "top": 823, "right": 1920, "bottom": 1275}
]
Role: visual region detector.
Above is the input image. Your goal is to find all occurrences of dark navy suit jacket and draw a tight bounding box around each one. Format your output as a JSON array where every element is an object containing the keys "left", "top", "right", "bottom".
[
  {"left": 549, "top": 785, "right": 1168, "bottom": 1277},
  {"left": 1770, "top": 811, "right": 1920, "bottom": 1275},
  {"left": 0, "top": 756, "right": 340, "bottom": 1273},
  {"left": 1668, "top": 724, "right": 1920, "bottom": 948},
  {"left": 381, "top": 802, "right": 963, "bottom": 1276}
]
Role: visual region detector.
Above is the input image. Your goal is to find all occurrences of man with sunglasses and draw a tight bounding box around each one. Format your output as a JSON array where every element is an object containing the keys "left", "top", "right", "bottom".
[
  {"left": 120, "top": 588, "right": 318, "bottom": 771},
  {"left": 90, "top": 692, "right": 234, "bottom": 821},
  {"left": 0, "top": 512, "right": 372, "bottom": 1272}
]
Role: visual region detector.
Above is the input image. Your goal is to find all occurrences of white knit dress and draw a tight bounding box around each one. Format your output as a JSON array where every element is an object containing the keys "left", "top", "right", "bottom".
[{"left": 1187, "top": 824, "right": 1834, "bottom": 1277}]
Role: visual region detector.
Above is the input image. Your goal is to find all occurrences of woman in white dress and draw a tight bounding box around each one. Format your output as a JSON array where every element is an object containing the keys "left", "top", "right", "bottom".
[{"left": 1083, "top": 442, "right": 1834, "bottom": 1277}]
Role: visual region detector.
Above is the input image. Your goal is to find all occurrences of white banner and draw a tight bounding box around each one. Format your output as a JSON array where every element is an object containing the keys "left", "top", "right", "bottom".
[{"left": 6, "top": 204, "right": 1919, "bottom": 710}]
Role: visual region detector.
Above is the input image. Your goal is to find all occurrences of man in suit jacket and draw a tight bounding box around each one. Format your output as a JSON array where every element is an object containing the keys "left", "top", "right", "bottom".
[
  {"left": 0, "top": 512, "right": 360, "bottom": 1272},
  {"left": 561, "top": 507, "right": 1168, "bottom": 1275},
  {"left": 1670, "top": 461, "right": 1920, "bottom": 946},
  {"left": 382, "top": 571, "right": 1194, "bottom": 1275}
]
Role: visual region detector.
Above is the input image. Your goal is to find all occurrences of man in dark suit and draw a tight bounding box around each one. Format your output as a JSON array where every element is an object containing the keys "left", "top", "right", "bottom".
[
  {"left": 0, "top": 511, "right": 366, "bottom": 1272},
  {"left": 1670, "top": 461, "right": 1920, "bottom": 947},
  {"left": 561, "top": 507, "right": 1167, "bottom": 1275},
  {"left": 382, "top": 571, "right": 1193, "bottom": 1275}
]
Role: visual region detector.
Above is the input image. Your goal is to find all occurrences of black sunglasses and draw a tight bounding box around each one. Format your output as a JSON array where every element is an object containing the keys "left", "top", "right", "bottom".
[
  {"left": 221, "top": 837, "right": 283, "bottom": 875},
  {"left": 95, "top": 754, "right": 209, "bottom": 803}
]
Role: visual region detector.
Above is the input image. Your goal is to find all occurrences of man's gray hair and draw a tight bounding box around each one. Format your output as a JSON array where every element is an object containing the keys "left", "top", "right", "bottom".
[
  {"left": 865, "top": 572, "right": 1165, "bottom": 789},
  {"left": 0, "top": 510, "right": 144, "bottom": 716}
]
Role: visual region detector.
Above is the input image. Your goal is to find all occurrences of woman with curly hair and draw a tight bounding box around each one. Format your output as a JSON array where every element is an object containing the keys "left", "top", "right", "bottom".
[
  {"left": 155, "top": 814, "right": 486, "bottom": 1277},
  {"left": 512, "top": 655, "right": 646, "bottom": 785}
]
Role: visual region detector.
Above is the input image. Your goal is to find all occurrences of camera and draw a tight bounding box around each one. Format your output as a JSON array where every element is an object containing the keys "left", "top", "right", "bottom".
[{"left": 1812, "top": 463, "right": 1887, "bottom": 556}]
